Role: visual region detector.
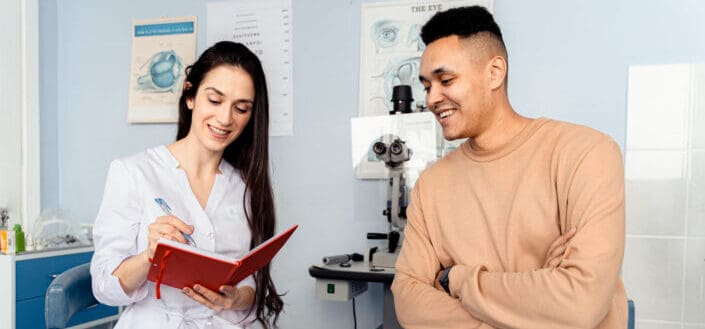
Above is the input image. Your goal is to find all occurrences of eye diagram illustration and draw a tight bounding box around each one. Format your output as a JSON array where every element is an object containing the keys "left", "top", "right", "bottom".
[
  {"left": 371, "top": 21, "right": 425, "bottom": 53},
  {"left": 372, "top": 20, "right": 401, "bottom": 51},
  {"left": 136, "top": 50, "right": 184, "bottom": 93},
  {"left": 406, "top": 24, "right": 424, "bottom": 51},
  {"left": 371, "top": 57, "right": 425, "bottom": 111}
]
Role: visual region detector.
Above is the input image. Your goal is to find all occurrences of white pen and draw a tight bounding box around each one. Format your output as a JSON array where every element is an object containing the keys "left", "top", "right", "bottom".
[{"left": 154, "top": 198, "right": 197, "bottom": 247}]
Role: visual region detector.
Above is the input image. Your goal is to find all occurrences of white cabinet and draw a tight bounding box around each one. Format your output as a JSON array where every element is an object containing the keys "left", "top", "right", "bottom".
[{"left": 0, "top": 0, "right": 40, "bottom": 230}]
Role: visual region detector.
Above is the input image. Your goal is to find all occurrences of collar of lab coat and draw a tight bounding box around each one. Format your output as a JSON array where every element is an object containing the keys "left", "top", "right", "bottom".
[{"left": 155, "top": 145, "right": 236, "bottom": 179}]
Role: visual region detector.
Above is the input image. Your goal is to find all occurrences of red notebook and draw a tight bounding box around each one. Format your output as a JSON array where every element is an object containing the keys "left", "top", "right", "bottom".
[{"left": 147, "top": 224, "right": 298, "bottom": 298}]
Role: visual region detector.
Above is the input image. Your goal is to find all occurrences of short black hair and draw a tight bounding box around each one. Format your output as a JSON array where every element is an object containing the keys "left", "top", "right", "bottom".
[{"left": 421, "top": 6, "right": 503, "bottom": 46}]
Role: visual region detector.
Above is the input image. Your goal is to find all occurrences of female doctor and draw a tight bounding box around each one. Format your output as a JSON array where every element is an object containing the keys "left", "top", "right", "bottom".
[{"left": 90, "top": 41, "right": 283, "bottom": 329}]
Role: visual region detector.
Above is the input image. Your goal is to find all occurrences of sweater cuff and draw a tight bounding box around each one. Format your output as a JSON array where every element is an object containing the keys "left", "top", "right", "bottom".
[{"left": 448, "top": 264, "right": 486, "bottom": 299}]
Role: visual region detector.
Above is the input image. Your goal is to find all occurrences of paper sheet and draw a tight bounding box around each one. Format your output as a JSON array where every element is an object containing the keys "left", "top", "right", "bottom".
[{"left": 207, "top": 0, "right": 294, "bottom": 136}]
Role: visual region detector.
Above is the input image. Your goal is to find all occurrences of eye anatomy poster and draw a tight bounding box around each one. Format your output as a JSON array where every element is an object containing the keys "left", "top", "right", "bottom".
[
  {"left": 128, "top": 17, "right": 197, "bottom": 123},
  {"left": 359, "top": 0, "right": 492, "bottom": 116}
]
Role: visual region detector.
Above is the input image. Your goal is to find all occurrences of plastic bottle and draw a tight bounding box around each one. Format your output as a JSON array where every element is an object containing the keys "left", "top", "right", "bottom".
[
  {"left": 13, "top": 224, "right": 25, "bottom": 253},
  {"left": 6, "top": 228, "right": 14, "bottom": 255},
  {"left": 0, "top": 209, "right": 8, "bottom": 254},
  {"left": 0, "top": 226, "right": 6, "bottom": 253},
  {"left": 25, "top": 232, "right": 35, "bottom": 251}
]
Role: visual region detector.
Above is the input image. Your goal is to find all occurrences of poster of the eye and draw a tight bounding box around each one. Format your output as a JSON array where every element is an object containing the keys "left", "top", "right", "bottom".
[
  {"left": 359, "top": 0, "right": 493, "bottom": 116},
  {"left": 128, "top": 17, "right": 197, "bottom": 123}
]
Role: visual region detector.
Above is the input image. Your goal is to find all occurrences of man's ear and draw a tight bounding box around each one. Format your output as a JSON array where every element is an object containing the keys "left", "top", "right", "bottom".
[{"left": 488, "top": 55, "right": 507, "bottom": 90}]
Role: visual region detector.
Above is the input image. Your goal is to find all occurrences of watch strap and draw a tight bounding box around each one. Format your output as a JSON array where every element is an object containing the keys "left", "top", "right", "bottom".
[{"left": 440, "top": 266, "right": 452, "bottom": 294}]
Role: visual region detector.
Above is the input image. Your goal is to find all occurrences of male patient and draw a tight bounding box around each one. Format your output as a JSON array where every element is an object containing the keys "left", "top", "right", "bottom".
[{"left": 391, "top": 6, "right": 627, "bottom": 329}]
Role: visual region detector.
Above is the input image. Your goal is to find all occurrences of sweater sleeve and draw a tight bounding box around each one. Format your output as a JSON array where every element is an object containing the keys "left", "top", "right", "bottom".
[
  {"left": 391, "top": 182, "right": 487, "bottom": 329},
  {"left": 450, "top": 139, "right": 626, "bottom": 329}
]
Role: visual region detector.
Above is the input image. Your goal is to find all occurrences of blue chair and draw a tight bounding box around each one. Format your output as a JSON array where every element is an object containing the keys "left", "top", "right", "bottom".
[
  {"left": 628, "top": 299, "right": 635, "bottom": 329},
  {"left": 45, "top": 263, "right": 99, "bottom": 329}
]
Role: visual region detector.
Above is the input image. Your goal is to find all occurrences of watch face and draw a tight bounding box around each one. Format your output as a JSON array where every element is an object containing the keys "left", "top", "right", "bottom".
[
  {"left": 440, "top": 267, "right": 451, "bottom": 293},
  {"left": 442, "top": 267, "right": 451, "bottom": 280}
]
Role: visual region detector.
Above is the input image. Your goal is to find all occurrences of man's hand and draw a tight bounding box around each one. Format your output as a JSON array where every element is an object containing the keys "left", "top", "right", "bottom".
[
  {"left": 434, "top": 268, "right": 445, "bottom": 291},
  {"left": 430, "top": 227, "right": 577, "bottom": 294},
  {"left": 543, "top": 227, "right": 577, "bottom": 268},
  {"left": 182, "top": 284, "right": 255, "bottom": 312}
]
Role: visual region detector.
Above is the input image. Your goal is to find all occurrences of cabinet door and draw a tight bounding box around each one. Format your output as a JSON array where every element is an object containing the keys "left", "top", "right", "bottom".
[
  {"left": 0, "top": 0, "right": 39, "bottom": 229},
  {"left": 16, "top": 293, "right": 119, "bottom": 328},
  {"left": 15, "top": 297, "right": 43, "bottom": 329},
  {"left": 15, "top": 252, "right": 93, "bottom": 301},
  {"left": 15, "top": 252, "right": 120, "bottom": 328}
]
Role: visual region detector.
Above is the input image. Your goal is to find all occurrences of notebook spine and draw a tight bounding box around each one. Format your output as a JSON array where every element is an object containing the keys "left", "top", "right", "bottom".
[{"left": 224, "top": 260, "right": 242, "bottom": 285}]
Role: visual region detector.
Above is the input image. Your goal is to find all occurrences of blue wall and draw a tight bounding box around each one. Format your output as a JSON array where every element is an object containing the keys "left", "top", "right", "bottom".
[{"left": 38, "top": 0, "right": 705, "bottom": 328}]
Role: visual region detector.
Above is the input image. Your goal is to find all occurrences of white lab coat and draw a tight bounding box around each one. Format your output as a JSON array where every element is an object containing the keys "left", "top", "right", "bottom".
[{"left": 90, "top": 145, "right": 257, "bottom": 329}]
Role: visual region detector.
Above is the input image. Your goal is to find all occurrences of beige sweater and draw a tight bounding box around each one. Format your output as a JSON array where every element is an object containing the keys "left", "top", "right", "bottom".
[{"left": 392, "top": 118, "right": 627, "bottom": 329}]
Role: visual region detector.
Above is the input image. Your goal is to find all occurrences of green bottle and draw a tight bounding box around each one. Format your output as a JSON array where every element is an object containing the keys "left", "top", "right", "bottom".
[{"left": 13, "top": 224, "right": 25, "bottom": 253}]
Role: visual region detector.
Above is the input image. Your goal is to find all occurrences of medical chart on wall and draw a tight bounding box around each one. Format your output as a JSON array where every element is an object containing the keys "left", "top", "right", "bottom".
[
  {"left": 127, "top": 17, "right": 197, "bottom": 123},
  {"left": 359, "top": 0, "right": 493, "bottom": 117},
  {"left": 207, "top": 0, "right": 294, "bottom": 136}
]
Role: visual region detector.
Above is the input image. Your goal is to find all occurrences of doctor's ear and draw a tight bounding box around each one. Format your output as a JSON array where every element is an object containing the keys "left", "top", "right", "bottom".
[{"left": 183, "top": 82, "right": 194, "bottom": 110}]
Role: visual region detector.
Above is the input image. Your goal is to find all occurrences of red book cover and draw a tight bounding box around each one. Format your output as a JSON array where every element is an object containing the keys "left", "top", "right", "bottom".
[{"left": 147, "top": 224, "right": 298, "bottom": 298}]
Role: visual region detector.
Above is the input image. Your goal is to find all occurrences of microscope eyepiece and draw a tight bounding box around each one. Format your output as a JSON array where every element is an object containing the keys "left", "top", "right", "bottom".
[
  {"left": 373, "top": 142, "right": 387, "bottom": 155},
  {"left": 390, "top": 141, "right": 404, "bottom": 155}
]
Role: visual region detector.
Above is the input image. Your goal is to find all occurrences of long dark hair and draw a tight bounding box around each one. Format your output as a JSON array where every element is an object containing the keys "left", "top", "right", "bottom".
[{"left": 176, "top": 41, "right": 283, "bottom": 328}]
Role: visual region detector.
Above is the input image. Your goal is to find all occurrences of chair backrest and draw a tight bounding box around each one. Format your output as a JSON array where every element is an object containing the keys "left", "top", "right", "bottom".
[{"left": 45, "top": 263, "right": 99, "bottom": 329}]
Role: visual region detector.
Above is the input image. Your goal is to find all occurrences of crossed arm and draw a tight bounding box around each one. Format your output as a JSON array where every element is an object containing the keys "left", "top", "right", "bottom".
[{"left": 391, "top": 140, "right": 625, "bottom": 329}]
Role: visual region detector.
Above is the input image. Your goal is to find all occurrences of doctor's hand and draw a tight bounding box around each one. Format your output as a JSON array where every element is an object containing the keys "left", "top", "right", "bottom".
[
  {"left": 183, "top": 284, "right": 256, "bottom": 312},
  {"left": 543, "top": 227, "right": 577, "bottom": 269},
  {"left": 146, "top": 215, "right": 194, "bottom": 258}
]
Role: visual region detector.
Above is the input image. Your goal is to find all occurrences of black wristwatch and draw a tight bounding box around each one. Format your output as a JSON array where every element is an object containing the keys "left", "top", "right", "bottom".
[{"left": 439, "top": 266, "right": 452, "bottom": 295}]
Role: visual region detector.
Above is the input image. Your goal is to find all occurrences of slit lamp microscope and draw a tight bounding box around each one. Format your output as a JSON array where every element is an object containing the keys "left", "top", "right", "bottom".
[{"left": 367, "top": 85, "right": 414, "bottom": 269}]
